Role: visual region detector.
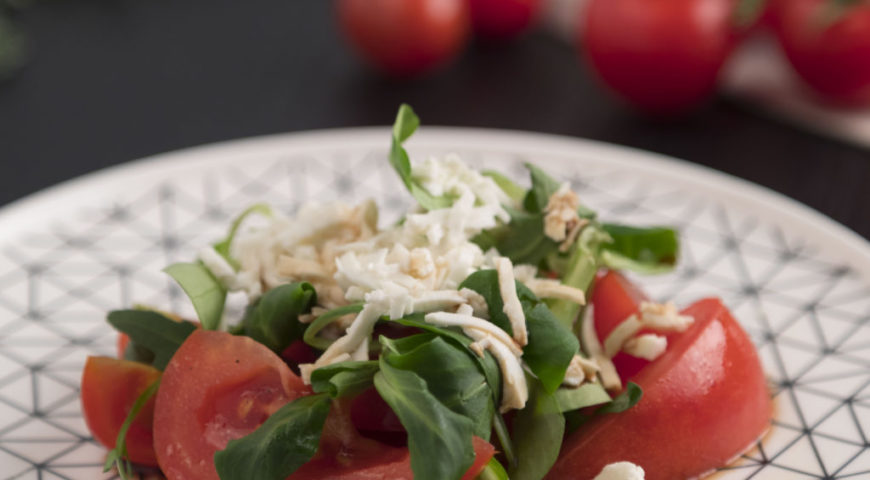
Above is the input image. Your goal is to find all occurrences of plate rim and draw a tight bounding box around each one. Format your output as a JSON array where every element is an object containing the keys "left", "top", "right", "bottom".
[{"left": 1, "top": 126, "right": 867, "bottom": 276}]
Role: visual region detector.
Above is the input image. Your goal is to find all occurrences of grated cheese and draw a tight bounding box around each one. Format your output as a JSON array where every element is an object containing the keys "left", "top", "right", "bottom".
[
  {"left": 497, "top": 257, "right": 528, "bottom": 346},
  {"left": 580, "top": 305, "right": 622, "bottom": 392},
  {"left": 526, "top": 278, "right": 586, "bottom": 306},
  {"left": 623, "top": 334, "right": 668, "bottom": 361},
  {"left": 593, "top": 462, "right": 646, "bottom": 480},
  {"left": 603, "top": 314, "right": 643, "bottom": 359},
  {"left": 639, "top": 301, "right": 694, "bottom": 333},
  {"left": 464, "top": 327, "right": 528, "bottom": 412},
  {"left": 563, "top": 354, "right": 601, "bottom": 387}
]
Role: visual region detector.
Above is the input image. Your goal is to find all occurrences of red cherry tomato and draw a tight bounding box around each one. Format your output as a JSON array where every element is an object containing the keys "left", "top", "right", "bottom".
[
  {"left": 153, "top": 330, "right": 311, "bottom": 480},
  {"left": 581, "top": 0, "right": 740, "bottom": 114},
  {"left": 469, "top": 0, "right": 542, "bottom": 40},
  {"left": 80, "top": 356, "right": 161, "bottom": 466},
  {"left": 336, "top": 0, "right": 471, "bottom": 77},
  {"left": 774, "top": 0, "right": 870, "bottom": 106},
  {"left": 549, "top": 298, "right": 771, "bottom": 480},
  {"left": 591, "top": 270, "right": 651, "bottom": 382}
]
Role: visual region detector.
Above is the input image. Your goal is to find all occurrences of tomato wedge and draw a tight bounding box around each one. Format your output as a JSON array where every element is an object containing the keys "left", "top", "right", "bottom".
[
  {"left": 153, "top": 330, "right": 310, "bottom": 480},
  {"left": 80, "top": 356, "right": 161, "bottom": 466},
  {"left": 549, "top": 298, "right": 771, "bottom": 479}
]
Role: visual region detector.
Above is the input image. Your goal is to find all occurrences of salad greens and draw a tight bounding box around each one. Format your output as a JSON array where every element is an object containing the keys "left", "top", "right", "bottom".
[
  {"left": 107, "top": 310, "right": 196, "bottom": 371},
  {"left": 102, "top": 103, "right": 682, "bottom": 480},
  {"left": 233, "top": 281, "right": 316, "bottom": 353},
  {"left": 374, "top": 355, "right": 477, "bottom": 480},
  {"left": 215, "top": 394, "right": 331, "bottom": 480},
  {"left": 163, "top": 262, "right": 226, "bottom": 330}
]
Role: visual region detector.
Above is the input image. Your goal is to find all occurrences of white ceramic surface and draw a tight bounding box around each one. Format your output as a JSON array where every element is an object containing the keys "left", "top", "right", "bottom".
[{"left": 0, "top": 128, "right": 868, "bottom": 480}]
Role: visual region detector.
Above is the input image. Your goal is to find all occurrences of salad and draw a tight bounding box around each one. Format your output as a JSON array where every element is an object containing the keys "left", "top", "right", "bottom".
[{"left": 80, "top": 105, "right": 771, "bottom": 480}]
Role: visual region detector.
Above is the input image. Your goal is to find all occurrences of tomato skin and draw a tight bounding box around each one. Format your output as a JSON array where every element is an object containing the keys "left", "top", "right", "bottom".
[
  {"left": 581, "top": 0, "right": 739, "bottom": 114},
  {"left": 774, "top": 0, "right": 870, "bottom": 106},
  {"left": 548, "top": 298, "right": 771, "bottom": 480},
  {"left": 80, "top": 356, "right": 161, "bottom": 466},
  {"left": 591, "top": 271, "right": 651, "bottom": 381},
  {"left": 336, "top": 0, "right": 471, "bottom": 77},
  {"left": 469, "top": 0, "right": 542, "bottom": 40},
  {"left": 153, "top": 330, "right": 310, "bottom": 480},
  {"left": 117, "top": 333, "right": 130, "bottom": 358}
]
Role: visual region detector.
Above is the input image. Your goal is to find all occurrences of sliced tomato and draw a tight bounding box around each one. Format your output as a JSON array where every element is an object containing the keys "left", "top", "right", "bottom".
[
  {"left": 591, "top": 270, "right": 651, "bottom": 381},
  {"left": 153, "top": 330, "right": 310, "bottom": 480},
  {"left": 117, "top": 333, "right": 130, "bottom": 359},
  {"left": 292, "top": 398, "right": 494, "bottom": 479},
  {"left": 80, "top": 356, "right": 161, "bottom": 466},
  {"left": 549, "top": 298, "right": 771, "bottom": 480}
]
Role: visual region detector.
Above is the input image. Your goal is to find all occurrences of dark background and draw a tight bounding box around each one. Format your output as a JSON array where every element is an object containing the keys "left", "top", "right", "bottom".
[{"left": 1, "top": 0, "right": 868, "bottom": 238}]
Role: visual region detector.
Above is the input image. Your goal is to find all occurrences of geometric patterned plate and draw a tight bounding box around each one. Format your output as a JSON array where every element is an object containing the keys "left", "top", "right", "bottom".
[{"left": 0, "top": 128, "right": 868, "bottom": 480}]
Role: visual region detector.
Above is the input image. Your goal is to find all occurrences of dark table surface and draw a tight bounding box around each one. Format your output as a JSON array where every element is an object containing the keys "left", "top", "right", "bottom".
[{"left": 1, "top": 0, "right": 868, "bottom": 239}]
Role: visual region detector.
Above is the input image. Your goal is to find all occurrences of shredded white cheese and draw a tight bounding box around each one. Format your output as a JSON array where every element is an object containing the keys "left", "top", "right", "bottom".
[
  {"left": 639, "top": 301, "right": 694, "bottom": 333},
  {"left": 497, "top": 257, "right": 528, "bottom": 346},
  {"left": 526, "top": 278, "right": 586, "bottom": 306},
  {"left": 580, "top": 305, "right": 621, "bottom": 392},
  {"left": 593, "top": 462, "right": 646, "bottom": 480},
  {"left": 623, "top": 334, "right": 668, "bottom": 361},
  {"left": 562, "top": 354, "right": 600, "bottom": 388},
  {"left": 464, "top": 327, "right": 528, "bottom": 412},
  {"left": 603, "top": 314, "right": 644, "bottom": 359}
]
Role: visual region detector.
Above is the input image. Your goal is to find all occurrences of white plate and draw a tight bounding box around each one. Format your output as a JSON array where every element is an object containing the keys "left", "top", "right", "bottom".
[{"left": 0, "top": 128, "right": 868, "bottom": 480}]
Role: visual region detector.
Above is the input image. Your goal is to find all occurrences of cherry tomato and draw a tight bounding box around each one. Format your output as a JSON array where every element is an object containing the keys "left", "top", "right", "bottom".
[
  {"left": 591, "top": 270, "right": 651, "bottom": 381},
  {"left": 336, "top": 0, "right": 471, "bottom": 77},
  {"left": 153, "top": 330, "right": 310, "bottom": 480},
  {"left": 549, "top": 298, "right": 771, "bottom": 480},
  {"left": 581, "top": 0, "right": 740, "bottom": 114},
  {"left": 774, "top": 0, "right": 870, "bottom": 106},
  {"left": 80, "top": 356, "right": 161, "bottom": 466},
  {"left": 292, "top": 399, "right": 494, "bottom": 479},
  {"left": 469, "top": 0, "right": 542, "bottom": 40}
]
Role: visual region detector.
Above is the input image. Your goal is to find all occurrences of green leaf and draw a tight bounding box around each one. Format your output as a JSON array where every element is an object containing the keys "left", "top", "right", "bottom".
[
  {"left": 459, "top": 270, "right": 578, "bottom": 394},
  {"left": 510, "top": 377, "right": 565, "bottom": 480},
  {"left": 103, "top": 378, "right": 161, "bottom": 479},
  {"left": 310, "top": 360, "right": 379, "bottom": 398},
  {"left": 459, "top": 269, "right": 537, "bottom": 335},
  {"left": 107, "top": 310, "right": 197, "bottom": 371},
  {"left": 599, "top": 224, "right": 678, "bottom": 275},
  {"left": 303, "top": 303, "right": 364, "bottom": 350},
  {"left": 492, "top": 412, "right": 517, "bottom": 471},
  {"left": 374, "top": 356, "right": 476, "bottom": 480},
  {"left": 597, "top": 381, "right": 643, "bottom": 415},
  {"left": 382, "top": 335, "right": 495, "bottom": 440},
  {"left": 552, "top": 383, "right": 612, "bottom": 413},
  {"left": 214, "top": 394, "right": 331, "bottom": 480},
  {"left": 213, "top": 203, "right": 272, "bottom": 270},
  {"left": 494, "top": 208, "right": 559, "bottom": 266},
  {"left": 476, "top": 458, "right": 510, "bottom": 480},
  {"left": 163, "top": 262, "right": 227, "bottom": 330},
  {"left": 523, "top": 163, "right": 562, "bottom": 214},
  {"left": 394, "top": 315, "right": 502, "bottom": 406},
  {"left": 388, "top": 104, "right": 453, "bottom": 211},
  {"left": 523, "top": 303, "right": 580, "bottom": 394},
  {"left": 482, "top": 170, "right": 526, "bottom": 203},
  {"left": 237, "top": 282, "right": 316, "bottom": 352},
  {"left": 545, "top": 224, "right": 610, "bottom": 328}
]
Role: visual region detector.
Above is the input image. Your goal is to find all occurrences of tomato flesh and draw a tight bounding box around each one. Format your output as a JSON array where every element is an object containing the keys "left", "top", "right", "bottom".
[
  {"left": 80, "top": 356, "right": 161, "bottom": 466},
  {"left": 549, "top": 298, "right": 771, "bottom": 479},
  {"left": 153, "top": 330, "right": 310, "bottom": 480}
]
